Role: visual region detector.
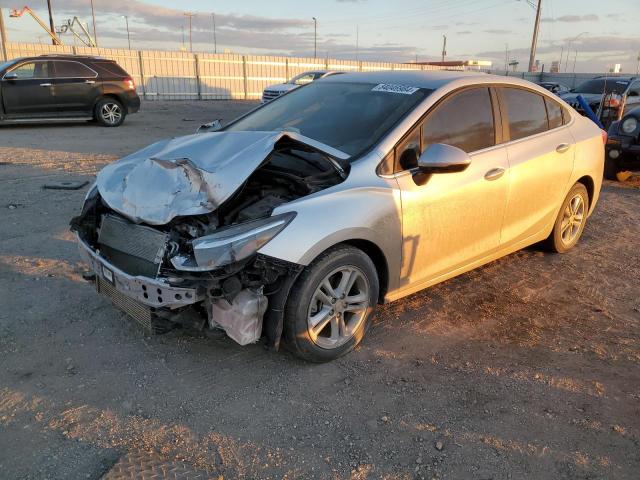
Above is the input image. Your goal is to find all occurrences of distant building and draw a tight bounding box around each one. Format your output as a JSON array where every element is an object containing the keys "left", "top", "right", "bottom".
[
  {"left": 409, "top": 59, "right": 492, "bottom": 70},
  {"left": 550, "top": 61, "right": 560, "bottom": 73}
]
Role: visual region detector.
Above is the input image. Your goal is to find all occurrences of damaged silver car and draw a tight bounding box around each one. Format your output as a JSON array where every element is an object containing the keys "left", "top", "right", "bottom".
[{"left": 72, "top": 71, "right": 604, "bottom": 362}]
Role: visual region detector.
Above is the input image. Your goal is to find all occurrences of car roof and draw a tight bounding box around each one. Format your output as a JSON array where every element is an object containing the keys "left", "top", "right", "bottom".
[
  {"left": 317, "top": 70, "right": 532, "bottom": 90},
  {"left": 15, "top": 55, "right": 111, "bottom": 62}
]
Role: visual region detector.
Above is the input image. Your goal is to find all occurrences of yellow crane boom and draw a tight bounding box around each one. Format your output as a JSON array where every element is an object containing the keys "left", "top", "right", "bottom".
[{"left": 10, "top": 6, "right": 62, "bottom": 45}]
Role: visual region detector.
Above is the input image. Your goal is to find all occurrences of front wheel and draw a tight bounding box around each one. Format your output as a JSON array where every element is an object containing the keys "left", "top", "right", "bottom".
[
  {"left": 95, "top": 98, "right": 126, "bottom": 127},
  {"left": 284, "top": 246, "right": 379, "bottom": 362},
  {"left": 544, "top": 183, "right": 589, "bottom": 253}
]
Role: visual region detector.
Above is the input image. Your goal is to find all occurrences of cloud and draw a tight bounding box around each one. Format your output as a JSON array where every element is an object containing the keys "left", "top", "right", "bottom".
[
  {"left": 457, "top": 31, "right": 472, "bottom": 35},
  {"left": 542, "top": 14, "right": 599, "bottom": 23},
  {"left": 484, "top": 29, "right": 512, "bottom": 34},
  {"left": 431, "top": 25, "right": 448, "bottom": 30}
]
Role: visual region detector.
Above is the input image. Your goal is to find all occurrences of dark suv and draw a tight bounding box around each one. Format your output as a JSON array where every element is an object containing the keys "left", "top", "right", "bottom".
[{"left": 0, "top": 54, "right": 140, "bottom": 127}]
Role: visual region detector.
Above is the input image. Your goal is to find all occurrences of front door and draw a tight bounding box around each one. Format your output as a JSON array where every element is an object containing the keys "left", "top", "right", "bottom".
[
  {"left": 51, "top": 60, "right": 101, "bottom": 114},
  {"left": 394, "top": 87, "right": 509, "bottom": 291},
  {"left": 1, "top": 60, "right": 56, "bottom": 117}
]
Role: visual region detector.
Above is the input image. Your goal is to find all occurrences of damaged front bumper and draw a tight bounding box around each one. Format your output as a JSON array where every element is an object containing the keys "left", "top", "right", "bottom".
[{"left": 77, "top": 233, "right": 204, "bottom": 309}]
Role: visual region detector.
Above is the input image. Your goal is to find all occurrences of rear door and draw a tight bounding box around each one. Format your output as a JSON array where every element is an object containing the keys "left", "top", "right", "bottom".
[
  {"left": 51, "top": 60, "right": 101, "bottom": 114},
  {"left": 498, "top": 87, "right": 575, "bottom": 246},
  {"left": 1, "top": 60, "right": 56, "bottom": 116}
]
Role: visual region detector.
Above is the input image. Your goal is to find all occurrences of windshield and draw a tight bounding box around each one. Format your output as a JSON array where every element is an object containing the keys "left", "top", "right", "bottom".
[
  {"left": 574, "top": 78, "right": 630, "bottom": 95},
  {"left": 227, "top": 81, "right": 431, "bottom": 157}
]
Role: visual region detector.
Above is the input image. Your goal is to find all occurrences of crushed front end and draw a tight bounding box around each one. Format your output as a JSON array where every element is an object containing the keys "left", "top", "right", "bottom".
[{"left": 70, "top": 130, "right": 347, "bottom": 347}]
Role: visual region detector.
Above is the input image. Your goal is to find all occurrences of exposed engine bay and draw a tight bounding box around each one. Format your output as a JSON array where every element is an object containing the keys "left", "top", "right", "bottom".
[{"left": 71, "top": 133, "right": 347, "bottom": 348}]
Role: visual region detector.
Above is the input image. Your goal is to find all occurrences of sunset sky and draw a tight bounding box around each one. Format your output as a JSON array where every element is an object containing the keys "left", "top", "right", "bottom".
[{"left": 2, "top": 0, "right": 639, "bottom": 72}]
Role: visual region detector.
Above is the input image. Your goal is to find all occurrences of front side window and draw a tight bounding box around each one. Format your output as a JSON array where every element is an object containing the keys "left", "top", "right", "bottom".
[
  {"left": 227, "top": 81, "right": 431, "bottom": 157},
  {"left": 422, "top": 87, "right": 495, "bottom": 153},
  {"left": 8, "top": 61, "right": 50, "bottom": 79},
  {"left": 574, "top": 78, "right": 629, "bottom": 95},
  {"left": 501, "top": 88, "right": 548, "bottom": 141},
  {"left": 53, "top": 61, "right": 96, "bottom": 78}
]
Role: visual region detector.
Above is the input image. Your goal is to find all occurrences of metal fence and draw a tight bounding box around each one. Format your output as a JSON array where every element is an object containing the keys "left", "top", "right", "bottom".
[
  {"left": 2, "top": 42, "right": 627, "bottom": 99},
  {"left": 2, "top": 42, "right": 454, "bottom": 100}
]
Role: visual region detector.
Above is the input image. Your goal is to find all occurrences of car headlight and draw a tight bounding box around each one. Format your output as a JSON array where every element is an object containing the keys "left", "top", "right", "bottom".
[
  {"left": 621, "top": 117, "right": 638, "bottom": 134},
  {"left": 171, "top": 212, "right": 296, "bottom": 271}
]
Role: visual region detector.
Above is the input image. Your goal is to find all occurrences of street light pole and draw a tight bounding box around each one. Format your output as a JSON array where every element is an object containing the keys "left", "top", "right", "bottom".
[
  {"left": 184, "top": 12, "right": 195, "bottom": 52},
  {"left": 211, "top": 13, "right": 217, "bottom": 54},
  {"left": 564, "top": 32, "right": 586, "bottom": 72},
  {"left": 441, "top": 34, "right": 447, "bottom": 62},
  {"left": 527, "top": 0, "right": 542, "bottom": 72},
  {"left": 312, "top": 17, "right": 317, "bottom": 58},
  {"left": 90, "top": 0, "right": 97, "bottom": 47},
  {"left": 121, "top": 15, "right": 130, "bottom": 50}
]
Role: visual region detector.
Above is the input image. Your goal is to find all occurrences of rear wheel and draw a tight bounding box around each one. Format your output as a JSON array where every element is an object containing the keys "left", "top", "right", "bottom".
[
  {"left": 95, "top": 98, "right": 126, "bottom": 127},
  {"left": 544, "top": 183, "right": 589, "bottom": 253},
  {"left": 284, "top": 246, "right": 379, "bottom": 362}
]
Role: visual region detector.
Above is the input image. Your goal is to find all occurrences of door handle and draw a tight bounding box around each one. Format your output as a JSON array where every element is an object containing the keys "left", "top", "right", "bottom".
[
  {"left": 556, "top": 143, "right": 571, "bottom": 153},
  {"left": 39, "top": 83, "right": 52, "bottom": 87},
  {"left": 84, "top": 80, "right": 96, "bottom": 84},
  {"left": 484, "top": 167, "right": 505, "bottom": 181}
]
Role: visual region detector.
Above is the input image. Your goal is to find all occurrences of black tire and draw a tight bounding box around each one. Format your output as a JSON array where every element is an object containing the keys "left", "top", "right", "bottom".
[
  {"left": 284, "top": 245, "right": 379, "bottom": 362},
  {"left": 95, "top": 97, "right": 126, "bottom": 127},
  {"left": 603, "top": 155, "right": 620, "bottom": 180},
  {"left": 544, "top": 183, "right": 589, "bottom": 253}
]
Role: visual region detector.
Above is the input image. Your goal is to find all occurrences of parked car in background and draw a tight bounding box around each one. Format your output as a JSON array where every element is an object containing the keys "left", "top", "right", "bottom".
[
  {"left": 605, "top": 105, "right": 640, "bottom": 179},
  {"left": 536, "top": 81, "right": 570, "bottom": 95},
  {"left": 261, "top": 70, "right": 342, "bottom": 102},
  {"left": 72, "top": 71, "right": 604, "bottom": 362},
  {"left": 559, "top": 76, "right": 639, "bottom": 126},
  {"left": 0, "top": 54, "right": 140, "bottom": 127}
]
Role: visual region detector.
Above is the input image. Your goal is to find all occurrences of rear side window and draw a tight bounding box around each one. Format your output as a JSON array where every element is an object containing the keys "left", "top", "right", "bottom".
[
  {"left": 502, "top": 88, "right": 548, "bottom": 141},
  {"left": 53, "top": 61, "right": 96, "bottom": 78},
  {"left": 91, "top": 61, "right": 129, "bottom": 77},
  {"left": 545, "top": 97, "right": 563, "bottom": 129},
  {"left": 422, "top": 87, "right": 495, "bottom": 153}
]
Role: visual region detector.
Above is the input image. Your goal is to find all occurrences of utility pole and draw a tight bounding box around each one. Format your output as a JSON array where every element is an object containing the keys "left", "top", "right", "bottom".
[
  {"left": 121, "top": 15, "right": 130, "bottom": 50},
  {"left": 181, "top": 25, "right": 185, "bottom": 51},
  {"left": 90, "top": 0, "right": 97, "bottom": 47},
  {"left": 559, "top": 45, "right": 563, "bottom": 71},
  {"left": 46, "top": 0, "right": 55, "bottom": 45},
  {"left": 211, "top": 13, "right": 217, "bottom": 54},
  {"left": 0, "top": 8, "right": 7, "bottom": 61},
  {"left": 527, "top": 0, "right": 542, "bottom": 72},
  {"left": 184, "top": 12, "right": 195, "bottom": 52},
  {"left": 636, "top": 52, "right": 640, "bottom": 75},
  {"left": 572, "top": 50, "right": 578, "bottom": 73},
  {"left": 505, "top": 43, "right": 509, "bottom": 71},
  {"left": 441, "top": 34, "right": 446, "bottom": 62},
  {"left": 312, "top": 17, "right": 317, "bottom": 58}
]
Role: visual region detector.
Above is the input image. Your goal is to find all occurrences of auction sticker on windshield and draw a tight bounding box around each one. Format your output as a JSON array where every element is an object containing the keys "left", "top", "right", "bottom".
[{"left": 372, "top": 84, "right": 419, "bottom": 95}]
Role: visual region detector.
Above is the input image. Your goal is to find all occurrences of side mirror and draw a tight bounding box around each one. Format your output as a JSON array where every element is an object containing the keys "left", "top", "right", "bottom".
[
  {"left": 417, "top": 144, "right": 471, "bottom": 174},
  {"left": 3, "top": 73, "right": 18, "bottom": 81},
  {"left": 196, "top": 119, "right": 222, "bottom": 133}
]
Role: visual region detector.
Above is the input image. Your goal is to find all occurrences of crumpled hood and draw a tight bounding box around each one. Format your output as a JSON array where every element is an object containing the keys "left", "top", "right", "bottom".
[{"left": 96, "top": 130, "right": 347, "bottom": 225}]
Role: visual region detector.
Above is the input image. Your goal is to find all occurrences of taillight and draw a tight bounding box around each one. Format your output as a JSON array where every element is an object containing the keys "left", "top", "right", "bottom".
[
  {"left": 604, "top": 98, "right": 620, "bottom": 108},
  {"left": 124, "top": 77, "right": 135, "bottom": 91},
  {"left": 601, "top": 129, "right": 608, "bottom": 145}
]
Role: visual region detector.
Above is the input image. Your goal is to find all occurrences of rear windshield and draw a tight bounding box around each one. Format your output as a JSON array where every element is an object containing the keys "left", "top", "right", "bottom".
[
  {"left": 90, "top": 61, "right": 129, "bottom": 77},
  {"left": 227, "top": 81, "right": 431, "bottom": 157},
  {"left": 574, "top": 78, "right": 629, "bottom": 95},
  {"left": 0, "top": 60, "right": 17, "bottom": 72}
]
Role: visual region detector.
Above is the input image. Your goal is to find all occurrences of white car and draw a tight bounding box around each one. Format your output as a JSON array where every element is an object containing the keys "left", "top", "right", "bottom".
[{"left": 261, "top": 70, "right": 342, "bottom": 103}]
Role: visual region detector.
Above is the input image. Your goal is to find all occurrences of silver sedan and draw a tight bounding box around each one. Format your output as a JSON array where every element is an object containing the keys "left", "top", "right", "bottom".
[{"left": 73, "top": 71, "right": 604, "bottom": 362}]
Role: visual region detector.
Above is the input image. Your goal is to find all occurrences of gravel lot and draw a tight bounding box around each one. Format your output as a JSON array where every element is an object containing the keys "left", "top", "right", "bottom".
[{"left": 0, "top": 101, "right": 639, "bottom": 480}]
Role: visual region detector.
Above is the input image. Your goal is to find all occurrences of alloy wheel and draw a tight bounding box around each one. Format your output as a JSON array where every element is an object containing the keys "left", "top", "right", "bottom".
[
  {"left": 560, "top": 194, "right": 585, "bottom": 245},
  {"left": 101, "top": 103, "right": 122, "bottom": 125},
  {"left": 307, "top": 266, "right": 370, "bottom": 349}
]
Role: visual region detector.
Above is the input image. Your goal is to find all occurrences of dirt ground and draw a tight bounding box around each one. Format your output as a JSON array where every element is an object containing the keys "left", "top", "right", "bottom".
[{"left": 0, "top": 101, "right": 639, "bottom": 480}]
